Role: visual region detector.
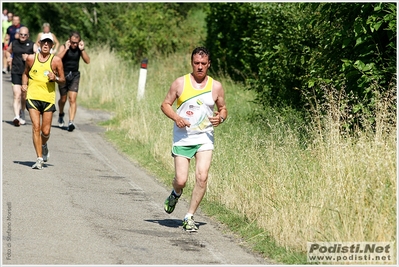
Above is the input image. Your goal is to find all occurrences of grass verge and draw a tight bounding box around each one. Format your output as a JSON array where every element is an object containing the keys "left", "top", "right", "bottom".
[
  {"left": 78, "top": 45, "right": 396, "bottom": 265},
  {"left": 98, "top": 119, "right": 308, "bottom": 265}
]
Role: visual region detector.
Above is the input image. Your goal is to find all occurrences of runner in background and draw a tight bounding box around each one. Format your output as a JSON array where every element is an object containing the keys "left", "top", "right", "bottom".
[
  {"left": 6, "top": 26, "right": 37, "bottom": 126},
  {"left": 36, "top": 22, "right": 60, "bottom": 54},
  {"left": 2, "top": 8, "right": 8, "bottom": 21},
  {"left": 56, "top": 31, "right": 90, "bottom": 132},
  {"left": 5, "top": 15, "right": 23, "bottom": 75},
  {"left": 2, "top": 11, "right": 12, "bottom": 73}
]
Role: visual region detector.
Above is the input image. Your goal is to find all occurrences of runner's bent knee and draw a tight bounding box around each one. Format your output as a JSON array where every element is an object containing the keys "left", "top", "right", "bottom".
[{"left": 41, "top": 132, "right": 50, "bottom": 139}]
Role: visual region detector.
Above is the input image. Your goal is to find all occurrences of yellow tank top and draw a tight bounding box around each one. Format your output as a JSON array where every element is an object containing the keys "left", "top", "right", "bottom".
[
  {"left": 177, "top": 74, "right": 213, "bottom": 108},
  {"left": 27, "top": 53, "right": 56, "bottom": 104},
  {"left": 173, "top": 74, "right": 215, "bottom": 146}
]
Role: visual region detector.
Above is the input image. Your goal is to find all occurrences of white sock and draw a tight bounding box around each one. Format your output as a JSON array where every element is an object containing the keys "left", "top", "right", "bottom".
[
  {"left": 173, "top": 189, "right": 182, "bottom": 197},
  {"left": 184, "top": 213, "right": 193, "bottom": 219}
]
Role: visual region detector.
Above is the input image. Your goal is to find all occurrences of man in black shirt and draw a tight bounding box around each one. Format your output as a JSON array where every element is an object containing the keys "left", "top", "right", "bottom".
[
  {"left": 56, "top": 31, "right": 90, "bottom": 131},
  {"left": 6, "top": 26, "right": 37, "bottom": 126}
]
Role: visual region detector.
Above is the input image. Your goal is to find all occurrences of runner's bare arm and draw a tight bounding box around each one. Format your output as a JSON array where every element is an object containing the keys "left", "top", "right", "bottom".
[
  {"left": 33, "top": 43, "right": 38, "bottom": 53},
  {"left": 52, "top": 34, "right": 60, "bottom": 52},
  {"left": 161, "top": 77, "right": 190, "bottom": 128},
  {"left": 3, "top": 33, "right": 9, "bottom": 44},
  {"left": 56, "top": 42, "right": 68, "bottom": 59},
  {"left": 35, "top": 32, "right": 42, "bottom": 47},
  {"left": 21, "top": 54, "right": 34, "bottom": 92},
  {"left": 6, "top": 42, "right": 12, "bottom": 54},
  {"left": 79, "top": 40, "right": 90, "bottom": 64},
  {"left": 209, "top": 80, "right": 227, "bottom": 126},
  {"left": 51, "top": 56, "right": 65, "bottom": 84}
]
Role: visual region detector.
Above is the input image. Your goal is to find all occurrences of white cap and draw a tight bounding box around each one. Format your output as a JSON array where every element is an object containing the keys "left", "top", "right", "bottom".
[{"left": 40, "top": 33, "right": 53, "bottom": 42}]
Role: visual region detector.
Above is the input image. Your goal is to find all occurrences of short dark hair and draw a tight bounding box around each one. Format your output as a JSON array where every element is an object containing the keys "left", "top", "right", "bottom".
[
  {"left": 69, "top": 31, "right": 81, "bottom": 40},
  {"left": 191, "top": 47, "right": 210, "bottom": 62}
]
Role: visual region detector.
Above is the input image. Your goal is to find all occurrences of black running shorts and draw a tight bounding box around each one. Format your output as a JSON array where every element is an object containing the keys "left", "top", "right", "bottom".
[
  {"left": 11, "top": 74, "right": 22, "bottom": 85},
  {"left": 59, "top": 71, "right": 80, "bottom": 96},
  {"left": 26, "top": 99, "right": 56, "bottom": 114}
]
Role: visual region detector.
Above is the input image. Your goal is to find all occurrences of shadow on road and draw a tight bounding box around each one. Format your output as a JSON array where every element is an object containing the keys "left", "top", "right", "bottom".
[
  {"left": 145, "top": 219, "right": 207, "bottom": 229},
  {"left": 145, "top": 219, "right": 182, "bottom": 228},
  {"left": 13, "top": 161, "right": 54, "bottom": 169},
  {"left": 2, "top": 119, "right": 74, "bottom": 130},
  {"left": 2, "top": 120, "right": 28, "bottom": 126}
]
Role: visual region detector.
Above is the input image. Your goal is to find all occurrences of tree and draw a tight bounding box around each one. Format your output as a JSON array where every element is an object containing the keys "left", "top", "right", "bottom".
[{"left": 206, "top": 2, "right": 397, "bottom": 128}]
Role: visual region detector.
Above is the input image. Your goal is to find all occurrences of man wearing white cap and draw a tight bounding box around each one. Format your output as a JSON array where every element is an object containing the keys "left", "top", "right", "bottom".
[{"left": 22, "top": 32, "right": 65, "bottom": 169}]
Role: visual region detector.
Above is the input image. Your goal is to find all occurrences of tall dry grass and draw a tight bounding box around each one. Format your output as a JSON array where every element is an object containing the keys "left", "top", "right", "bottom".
[{"left": 78, "top": 46, "right": 396, "bottom": 255}]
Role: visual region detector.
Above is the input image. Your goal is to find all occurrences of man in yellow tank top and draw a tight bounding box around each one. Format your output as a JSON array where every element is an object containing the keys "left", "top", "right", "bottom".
[
  {"left": 161, "top": 47, "right": 228, "bottom": 231},
  {"left": 22, "top": 33, "right": 65, "bottom": 169}
]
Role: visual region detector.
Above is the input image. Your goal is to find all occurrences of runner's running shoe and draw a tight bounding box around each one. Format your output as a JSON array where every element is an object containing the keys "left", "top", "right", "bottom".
[
  {"left": 67, "top": 122, "right": 75, "bottom": 132},
  {"left": 58, "top": 113, "right": 65, "bottom": 127},
  {"left": 42, "top": 144, "right": 50, "bottom": 162},
  {"left": 13, "top": 117, "right": 20, "bottom": 126},
  {"left": 164, "top": 189, "right": 182, "bottom": 214},
  {"left": 32, "top": 158, "right": 44, "bottom": 170},
  {"left": 182, "top": 216, "right": 198, "bottom": 232}
]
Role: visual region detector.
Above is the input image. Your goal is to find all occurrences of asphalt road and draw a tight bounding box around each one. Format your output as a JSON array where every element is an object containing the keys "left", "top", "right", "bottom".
[{"left": 1, "top": 72, "right": 274, "bottom": 266}]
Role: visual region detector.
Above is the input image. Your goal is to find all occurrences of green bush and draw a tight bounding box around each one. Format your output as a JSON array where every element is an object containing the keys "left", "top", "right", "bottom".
[
  {"left": 205, "top": 3, "right": 259, "bottom": 80},
  {"left": 4, "top": 2, "right": 207, "bottom": 62},
  {"left": 206, "top": 3, "right": 396, "bottom": 130}
]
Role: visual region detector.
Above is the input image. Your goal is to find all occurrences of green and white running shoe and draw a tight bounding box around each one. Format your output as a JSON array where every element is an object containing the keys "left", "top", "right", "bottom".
[
  {"left": 164, "top": 189, "right": 182, "bottom": 214},
  {"left": 182, "top": 216, "right": 198, "bottom": 232}
]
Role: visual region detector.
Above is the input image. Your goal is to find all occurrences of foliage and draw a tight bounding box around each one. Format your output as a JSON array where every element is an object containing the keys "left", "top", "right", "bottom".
[
  {"left": 100, "top": 2, "right": 207, "bottom": 62},
  {"left": 205, "top": 3, "right": 259, "bottom": 80},
  {"left": 206, "top": 2, "right": 397, "bottom": 129},
  {"left": 4, "top": 3, "right": 99, "bottom": 42},
  {"left": 206, "top": 3, "right": 310, "bottom": 107},
  {"left": 306, "top": 3, "right": 397, "bottom": 128},
  {"left": 3, "top": 2, "right": 207, "bottom": 62}
]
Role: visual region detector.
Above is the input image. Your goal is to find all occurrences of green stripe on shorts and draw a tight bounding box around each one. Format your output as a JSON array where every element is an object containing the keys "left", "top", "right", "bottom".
[{"left": 172, "top": 145, "right": 202, "bottom": 159}]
